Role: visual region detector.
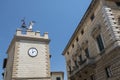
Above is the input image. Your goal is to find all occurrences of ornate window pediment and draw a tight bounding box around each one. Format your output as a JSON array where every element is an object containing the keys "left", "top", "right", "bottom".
[
  {"left": 91, "top": 24, "right": 101, "bottom": 38},
  {"left": 91, "top": 24, "right": 105, "bottom": 52}
]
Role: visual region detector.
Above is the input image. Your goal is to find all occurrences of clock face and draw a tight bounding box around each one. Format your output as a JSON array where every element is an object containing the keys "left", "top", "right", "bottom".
[{"left": 28, "top": 48, "right": 38, "bottom": 57}]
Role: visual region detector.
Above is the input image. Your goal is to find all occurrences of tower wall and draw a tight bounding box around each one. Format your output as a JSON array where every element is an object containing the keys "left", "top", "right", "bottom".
[{"left": 4, "top": 29, "right": 51, "bottom": 80}]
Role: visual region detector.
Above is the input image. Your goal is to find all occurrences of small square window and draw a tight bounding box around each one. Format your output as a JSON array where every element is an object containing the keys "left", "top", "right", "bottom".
[
  {"left": 90, "top": 13, "right": 95, "bottom": 21},
  {"left": 72, "top": 44, "right": 74, "bottom": 48},
  {"left": 76, "top": 37, "right": 79, "bottom": 42},
  {"left": 81, "top": 29, "right": 84, "bottom": 35},
  {"left": 67, "top": 52, "right": 69, "bottom": 55}
]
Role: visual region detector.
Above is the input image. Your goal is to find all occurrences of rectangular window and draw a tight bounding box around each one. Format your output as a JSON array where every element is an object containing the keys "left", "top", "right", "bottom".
[
  {"left": 72, "top": 44, "right": 74, "bottom": 48},
  {"left": 85, "top": 48, "right": 90, "bottom": 58},
  {"left": 105, "top": 66, "right": 112, "bottom": 78},
  {"left": 96, "top": 34, "right": 104, "bottom": 52},
  {"left": 116, "top": 2, "right": 120, "bottom": 6},
  {"left": 56, "top": 77, "right": 61, "bottom": 80},
  {"left": 81, "top": 29, "right": 84, "bottom": 35}
]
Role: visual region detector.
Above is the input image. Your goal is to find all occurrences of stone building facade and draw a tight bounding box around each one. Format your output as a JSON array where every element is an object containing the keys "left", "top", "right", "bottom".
[
  {"left": 3, "top": 28, "right": 51, "bottom": 80},
  {"left": 62, "top": 0, "right": 120, "bottom": 80}
]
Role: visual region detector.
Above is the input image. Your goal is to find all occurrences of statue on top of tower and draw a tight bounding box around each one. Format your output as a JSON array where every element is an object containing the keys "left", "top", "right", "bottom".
[
  {"left": 28, "top": 21, "right": 35, "bottom": 30},
  {"left": 21, "top": 18, "right": 35, "bottom": 30},
  {"left": 21, "top": 18, "right": 27, "bottom": 29}
]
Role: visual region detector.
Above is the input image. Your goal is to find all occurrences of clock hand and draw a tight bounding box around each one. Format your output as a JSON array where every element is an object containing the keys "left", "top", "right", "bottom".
[{"left": 32, "top": 51, "right": 35, "bottom": 53}]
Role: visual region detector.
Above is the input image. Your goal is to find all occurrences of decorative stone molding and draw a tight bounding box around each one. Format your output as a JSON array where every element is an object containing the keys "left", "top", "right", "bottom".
[
  {"left": 91, "top": 24, "right": 101, "bottom": 38},
  {"left": 81, "top": 40, "right": 89, "bottom": 50}
]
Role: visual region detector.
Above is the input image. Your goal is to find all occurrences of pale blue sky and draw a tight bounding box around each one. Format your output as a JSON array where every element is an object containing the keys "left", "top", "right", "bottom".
[{"left": 0, "top": 0, "right": 91, "bottom": 80}]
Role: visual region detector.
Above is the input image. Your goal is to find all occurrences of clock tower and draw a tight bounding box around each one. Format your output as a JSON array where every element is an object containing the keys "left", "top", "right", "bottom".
[{"left": 3, "top": 24, "right": 51, "bottom": 80}]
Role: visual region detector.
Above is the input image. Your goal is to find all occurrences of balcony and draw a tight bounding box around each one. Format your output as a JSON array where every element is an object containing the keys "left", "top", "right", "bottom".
[{"left": 69, "top": 57, "right": 95, "bottom": 77}]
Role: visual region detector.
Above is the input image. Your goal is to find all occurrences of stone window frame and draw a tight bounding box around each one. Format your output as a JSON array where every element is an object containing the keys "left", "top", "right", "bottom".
[
  {"left": 81, "top": 40, "right": 91, "bottom": 58},
  {"left": 71, "top": 41, "right": 88, "bottom": 65},
  {"left": 91, "top": 24, "right": 101, "bottom": 38},
  {"left": 96, "top": 34, "right": 105, "bottom": 52},
  {"left": 72, "top": 53, "right": 79, "bottom": 69},
  {"left": 105, "top": 66, "right": 113, "bottom": 78},
  {"left": 91, "top": 24, "right": 105, "bottom": 53},
  {"left": 70, "top": 42, "right": 82, "bottom": 70},
  {"left": 78, "top": 53, "right": 87, "bottom": 65},
  {"left": 74, "top": 43, "right": 85, "bottom": 66}
]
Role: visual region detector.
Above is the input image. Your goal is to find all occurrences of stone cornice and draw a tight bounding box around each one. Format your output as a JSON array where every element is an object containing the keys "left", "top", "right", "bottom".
[{"left": 7, "top": 35, "right": 50, "bottom": 54}]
